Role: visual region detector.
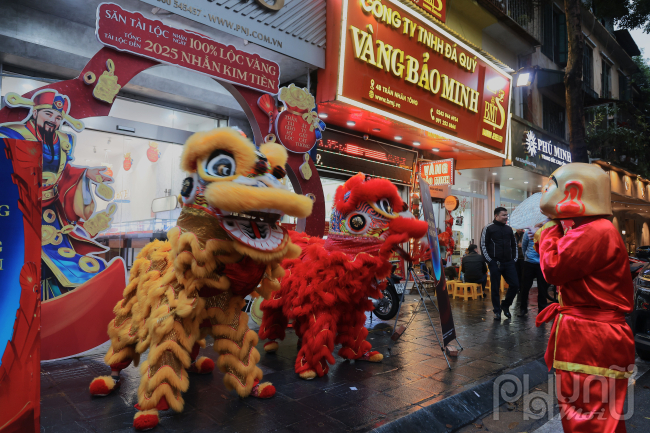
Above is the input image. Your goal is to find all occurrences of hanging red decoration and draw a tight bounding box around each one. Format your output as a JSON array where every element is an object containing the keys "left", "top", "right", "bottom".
[
  {"left": 123, "top": 153, "right": 133, "bottom": 171},
  {"left": 147, "top": 142, "right": 160, "bottom": 162}
]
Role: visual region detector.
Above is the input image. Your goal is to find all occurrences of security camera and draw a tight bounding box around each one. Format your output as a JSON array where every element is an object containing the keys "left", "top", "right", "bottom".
[{"left": 363, "top": 134, "right": 369, "bottom": 140}]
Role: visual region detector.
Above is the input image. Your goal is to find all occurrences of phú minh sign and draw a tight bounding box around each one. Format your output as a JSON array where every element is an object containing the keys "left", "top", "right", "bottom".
[
  {"left": 336, "top": 0, "right": 511, "bottom": 154},
  {"left": 420, "top": 159, "right": 454, "bottom": 186},
  {"left": 96, "top": 3, "right": 280, "bottom": 93}
]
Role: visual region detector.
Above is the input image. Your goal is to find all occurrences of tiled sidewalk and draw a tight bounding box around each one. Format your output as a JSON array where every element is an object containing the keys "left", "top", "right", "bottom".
[{"left": 40, "top": 289, "right": 552, "bottom": 432}]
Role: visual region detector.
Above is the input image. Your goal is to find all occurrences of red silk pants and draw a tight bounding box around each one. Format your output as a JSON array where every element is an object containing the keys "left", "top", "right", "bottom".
[{"left": 556, "top": 369, "right": 628, "bottom": 433}]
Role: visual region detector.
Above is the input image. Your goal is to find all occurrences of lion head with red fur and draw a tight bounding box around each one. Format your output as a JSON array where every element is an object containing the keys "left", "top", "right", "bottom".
[{"left": 328, "top": 173, "right": 428, "bottom": 258}]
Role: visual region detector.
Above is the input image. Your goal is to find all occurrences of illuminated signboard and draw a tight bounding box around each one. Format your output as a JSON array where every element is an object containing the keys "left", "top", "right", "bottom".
[
  {"left": 420, "top": 159, "right": 454, "bottom": 186},
  {"left": 334, "top": 0, "right": 511, "bottom": 157},
  {"left": 410, "top": 0, "right": 447, "bottom": 22},
  {"left": 315, "top": 129, "right": 416, "bottom": 184}
]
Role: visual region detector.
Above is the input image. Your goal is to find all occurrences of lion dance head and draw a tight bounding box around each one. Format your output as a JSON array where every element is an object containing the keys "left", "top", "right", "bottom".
[{"left": 328, "top": 172, "right": 428, "bottom": 258}]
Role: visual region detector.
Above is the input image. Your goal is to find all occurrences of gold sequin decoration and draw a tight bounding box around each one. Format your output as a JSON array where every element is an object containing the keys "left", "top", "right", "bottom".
[
  {"left": 225, "top": 365, "right": 247, "bottom": 387},
  {"left": 204, "top": 292, "right": 231, "bottom": 311},
  {"left": 148, "top": 350, "right": 183, "bottom": 379},
  {"left": 57, "top": 247, "right": 75, "bottom": 258},
  {"left": 43, "top": 209, "right": 56, "bottom": 223},
  {"left": 79, "top": 256, "right": 100, "bottom": 273}
]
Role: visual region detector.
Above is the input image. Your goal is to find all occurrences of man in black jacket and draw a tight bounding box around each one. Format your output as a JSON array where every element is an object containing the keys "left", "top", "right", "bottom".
[
  {"left": 481, "top": 207, "right": 520, "bottom": 320},
  {"left": 461, "top": 244, "right": 487, "bottom": 292}
]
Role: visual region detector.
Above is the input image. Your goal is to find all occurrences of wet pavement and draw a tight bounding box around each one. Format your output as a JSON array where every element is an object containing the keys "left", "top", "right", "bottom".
[{"left": 40, "top": 288, "right": 553, "bottom": 432}]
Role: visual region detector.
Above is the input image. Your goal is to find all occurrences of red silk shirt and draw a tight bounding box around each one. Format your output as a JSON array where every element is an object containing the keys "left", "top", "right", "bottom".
[{"left": 536, "top": 217, "right": 634, "bottom": 378}]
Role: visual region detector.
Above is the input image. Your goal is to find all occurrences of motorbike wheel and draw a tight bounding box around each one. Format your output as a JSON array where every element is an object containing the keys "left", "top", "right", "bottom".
[
  {"left": 373, "top": 284, "right": 400, "bottom": 321},
  {"left": 636, "top": 342, "right": 650, "bottom": 361}
]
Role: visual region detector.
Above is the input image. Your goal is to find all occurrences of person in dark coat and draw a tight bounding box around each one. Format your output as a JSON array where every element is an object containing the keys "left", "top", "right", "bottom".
[
  {"left": 461, "top": 244, "right": 487, "bottom": 292},
  {"left": 480, "top": 207, "right": 520, "bottom": 320}
]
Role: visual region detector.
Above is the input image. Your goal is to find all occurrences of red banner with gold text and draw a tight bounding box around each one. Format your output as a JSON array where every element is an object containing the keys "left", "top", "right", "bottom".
[{"left": 96, "top": 2, "right": 280, "bottom": 94}]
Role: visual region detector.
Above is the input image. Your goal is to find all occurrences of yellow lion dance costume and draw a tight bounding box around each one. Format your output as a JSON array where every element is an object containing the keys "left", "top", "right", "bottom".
[{"left": 88, "top": 128, "right": 313, "bottom": 431}]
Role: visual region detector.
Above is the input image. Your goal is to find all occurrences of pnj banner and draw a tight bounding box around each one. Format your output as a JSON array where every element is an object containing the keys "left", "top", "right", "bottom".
[
  {"left": 96, "top": 2, "right": 281, "bottom": 94},
  {"left": 418, "top": 174, "right": 456, "bottom": 346},
  {"left": 0, "top": 139, "right": 42, "bottom": 433}
]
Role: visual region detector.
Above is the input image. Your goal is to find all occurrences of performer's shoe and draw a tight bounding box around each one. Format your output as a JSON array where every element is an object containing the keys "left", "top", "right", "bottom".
[
  {"left": 250, "top": 380, "right": 276, "bottom": 398},
  {"left": 89, "top": 375, "right": 119, "bottom": 396},
  {"left": 188, "top": 356, "right": 215, "bottom": 374},
  {"left": 264, "top": 341, "right": 279, "bottom": 353},
  {"left": 133, "top": 409, "right": 159, "bottom": 431},
  {"left": 298, "top": 370, "right": 317, "bottom": 380},
  {"left": 500, "top": 302, "right": 512, "bottom": 319},
  {"left": 494, "top": 313, "right": 501, "bottom": 321},
  {"left": 517, "top": 310, "right": 528, "bottom": 317},
  {"left": 359, "top": 350, "right": 383, "bottom": 362}
]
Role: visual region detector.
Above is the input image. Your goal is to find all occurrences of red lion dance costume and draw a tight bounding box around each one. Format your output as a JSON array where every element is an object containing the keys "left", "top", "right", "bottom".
[
  {"left": 259, "top": 173, "right": 428, "bottom": 379},
  {"left": 535, "top": 163, "right": 634, "bottom": 432}
]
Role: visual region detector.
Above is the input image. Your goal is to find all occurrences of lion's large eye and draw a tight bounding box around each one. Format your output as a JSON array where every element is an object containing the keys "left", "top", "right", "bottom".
[
  {"left": 204, "top": 150, "right": 236, "bottom": 178},
  {"left": 376, "top": 198, "right": 393, "bottom": 215}
]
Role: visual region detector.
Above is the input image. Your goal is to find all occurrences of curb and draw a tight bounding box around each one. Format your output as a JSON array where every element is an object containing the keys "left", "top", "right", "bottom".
[{"left": 372, "top": 357, "right": 549, "bottom": 433}]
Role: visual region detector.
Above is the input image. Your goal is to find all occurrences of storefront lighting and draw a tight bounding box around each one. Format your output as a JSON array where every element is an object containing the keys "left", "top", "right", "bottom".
[
  {"left": 413, "top": 141, "right": 421, "bottom": 146},
  {"left": 394, "top": 136, "right": 402, "bottom": 140},
  {"left": 319, "top": 113, "right": 328, "bottom": 119},
  {"left": 372, "top": 128, "right": 381, "bottom": 132},
  {"left": 347, "top": 121, "right": 356, "bottom": 126},
  {"left": 492, "top": 172, "right": 497, "bottom": 175},
  {"left": 487, "top": 76, "right": 508, "bottom": 92},
  {"left": 622, "top": 230, "right": 626, "bottom": 235},
  {"left": 431, "top": 148, "right": 440, "bottom": 152},
  {"left": 508, "top": 177, "right": 514, "bottom": 180},
  {"left": 537, "top": 184, "right": 542, "bottom": 187},
  {"left": 515, "top": 67, "right": 537, "bottom": 87},
  {"left": 524, "top": 181, "right": 529, "bottom": 184}
]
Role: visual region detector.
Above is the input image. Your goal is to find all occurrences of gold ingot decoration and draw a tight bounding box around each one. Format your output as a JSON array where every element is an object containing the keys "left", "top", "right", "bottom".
[
  {"left": 93, "top": 59, "right": 121, "bottom": 104},
  {"left": 58, "top": 247, "right": 76, "bottom": 258},
  {"left": 96, "top": 178, "right": 115, "bottom": 201},
  {"left": 43, "top": 209, "right": 56, "bottom": 223},
  {"left": 84, "top": 203, "right": 117, "bottom": 237},
  {"left": 79, "top": 256, "right": 100, "bottom": 273},
  {"left": 299, "top": 153, "right": 312, "bottom": 181}
]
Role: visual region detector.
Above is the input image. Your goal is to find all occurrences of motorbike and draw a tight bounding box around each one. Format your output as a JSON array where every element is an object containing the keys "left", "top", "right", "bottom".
[{"left": 372, "top": 277, "right": 405, "bottom": 320}]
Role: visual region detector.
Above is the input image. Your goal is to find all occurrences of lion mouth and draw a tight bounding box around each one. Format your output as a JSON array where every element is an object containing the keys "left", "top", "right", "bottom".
[{"left": 220, "top": 210, "right": 286, "bottom": 251}]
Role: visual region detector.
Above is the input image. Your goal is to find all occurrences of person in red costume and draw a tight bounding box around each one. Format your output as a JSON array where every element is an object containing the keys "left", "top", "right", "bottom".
[{"left": 534, "top": 163, "right": 634, "bottom": 433}]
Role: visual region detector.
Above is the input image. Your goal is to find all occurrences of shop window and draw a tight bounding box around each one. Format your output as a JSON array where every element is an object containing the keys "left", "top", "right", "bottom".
[
  {"left": 601, "top": 61, "right": 612, "bottom": 98},
  {"left": 542, "top": 95, "right": 565, "bottom": 138},
  {"left": 109, "top": 99, "right": 227, "bottom": 132},
  {"left": 542, "top": 4, "right": 567, "bottom": 67},
  {"left": 583, "top": 46, "right": 594, "bottom": 90}
]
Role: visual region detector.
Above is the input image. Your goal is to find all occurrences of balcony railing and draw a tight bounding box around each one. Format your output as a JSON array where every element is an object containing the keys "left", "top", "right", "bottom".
[{"left": 479, "top": 0, "right": 542, "bottom": 44}]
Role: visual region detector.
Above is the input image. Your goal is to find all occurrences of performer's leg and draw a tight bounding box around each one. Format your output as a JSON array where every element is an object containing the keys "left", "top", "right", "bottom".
[
  {"left": 258, "top": 289, "right": 289, "bottom": 353},
  {"left": 89, "top": 272, "right": 141, "bottom": 396},
  {"left": 187, "top": 341, "right": 215, "bottom": 374},
  {"left": 208, "top": 292, "right": 274, "bottom": 398},
  {"left": 519, "top": 262, "right": 535, "bottom": 314},
  {"left": 337, "top": 300, "right": 382, "bottom": 362},
  {"left": 487, "top": 262, "right": 503, "bottom": 314},
  {"left": 556, "top": 369, "right": 628, "bottom": 433},
  {"left": 535, "top": 263, "right": 549, "bottom": 311},
  {"left": 294, "top": 308, "right": 338, "bottom": 380},
  {"left": 134, "top": 317, "right": 194, "bottom": 431}
]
